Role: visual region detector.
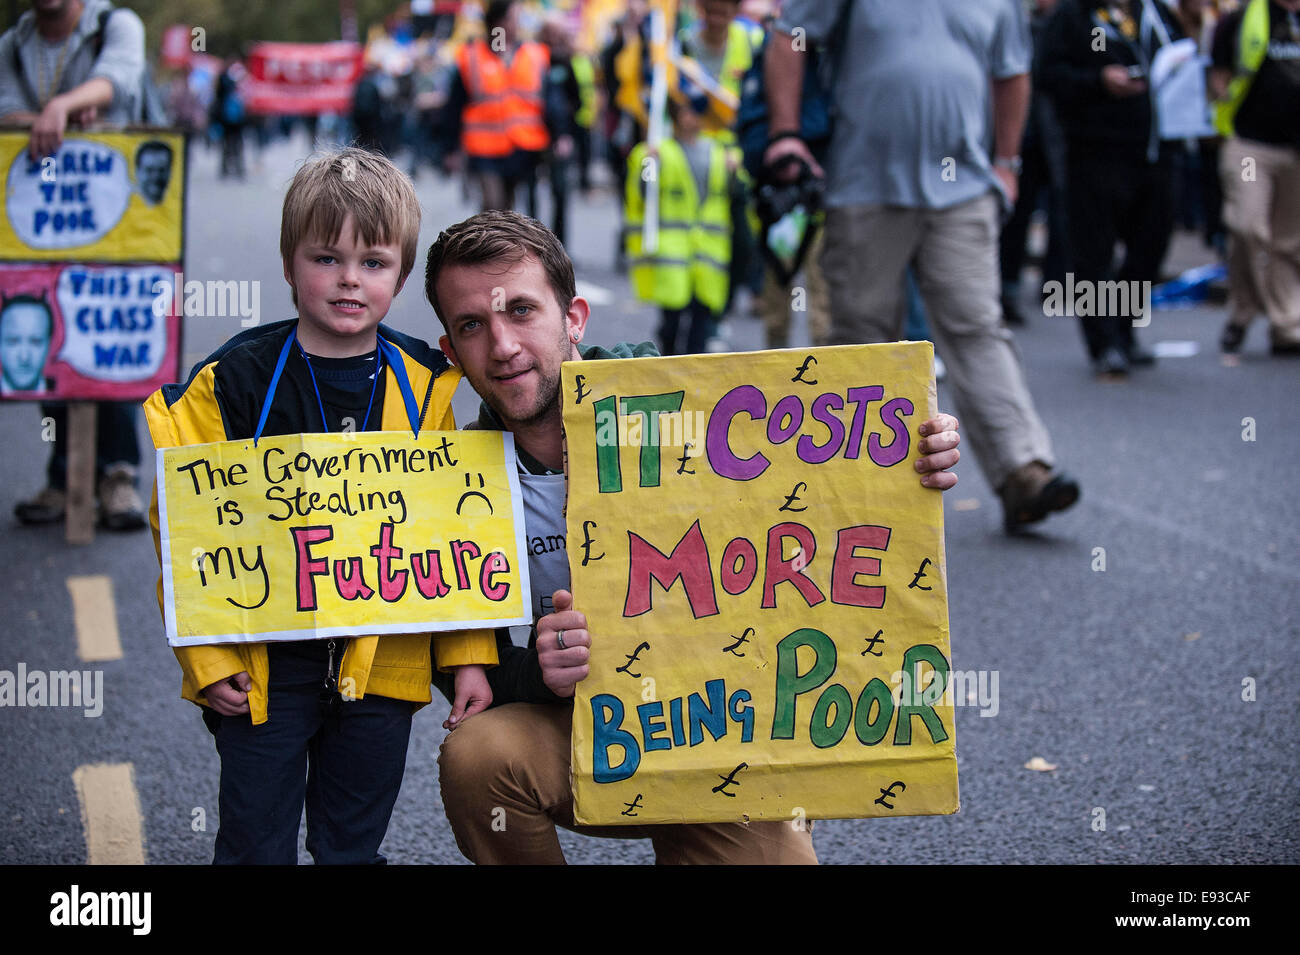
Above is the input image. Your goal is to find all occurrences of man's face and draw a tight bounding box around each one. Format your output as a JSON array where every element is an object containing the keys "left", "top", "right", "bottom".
[
  {"left": 437, "top": 254, "right": 589, "bottom": 430},
  {"left": 33, "top": 0, "right": 73, "bottom": 18},
  {"left": 0, "top": 302, "right": 53, "bottom": 392},
  {"left": 136, "top": 148, "right": 172, "bottom": 204}
]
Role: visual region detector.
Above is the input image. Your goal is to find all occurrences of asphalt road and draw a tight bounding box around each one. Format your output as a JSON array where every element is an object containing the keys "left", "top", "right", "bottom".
[{"left": 1, "top": 133, "right": 1296, "bottom": 865}]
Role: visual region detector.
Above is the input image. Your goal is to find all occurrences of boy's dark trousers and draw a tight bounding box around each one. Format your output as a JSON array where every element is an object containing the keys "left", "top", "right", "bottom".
[{"left": 200, "top": 641, "right": 414, "bottom": 864}]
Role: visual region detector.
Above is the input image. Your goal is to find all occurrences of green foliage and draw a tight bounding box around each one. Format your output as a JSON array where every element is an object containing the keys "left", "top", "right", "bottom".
[{"left": 2, "top": 1, "right": 412, "bottom": 59}]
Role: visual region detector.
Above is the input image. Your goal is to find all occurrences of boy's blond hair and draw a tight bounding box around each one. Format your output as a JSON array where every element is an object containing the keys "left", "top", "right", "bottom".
[{"left": 280, "top": 147, "right": 422, "bottom": 304}]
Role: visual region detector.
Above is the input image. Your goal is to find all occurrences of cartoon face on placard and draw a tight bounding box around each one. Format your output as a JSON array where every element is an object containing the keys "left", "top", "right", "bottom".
[
  {"left": 134, "top": 140, "right": 174, "bottom": 206},
  {"left": 0, "top": 294, "right": 54, "bottom": 394}
]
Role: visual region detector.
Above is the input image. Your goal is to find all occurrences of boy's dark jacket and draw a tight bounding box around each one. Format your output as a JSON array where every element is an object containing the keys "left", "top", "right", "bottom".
[
  {"left": 144, "top": 319, "right": 497, "bottom": 725},
  {"left": 432, "top": 340, "right": 659, "bottom": 708}
]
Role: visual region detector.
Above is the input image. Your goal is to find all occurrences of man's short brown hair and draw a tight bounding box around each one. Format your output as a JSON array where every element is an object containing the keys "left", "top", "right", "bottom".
[
  {"left": 280, "top": 147, "right": 421, "bottom": 302},
  {"left": 424, "top": 210, "right": 576, "bottom": 331}
]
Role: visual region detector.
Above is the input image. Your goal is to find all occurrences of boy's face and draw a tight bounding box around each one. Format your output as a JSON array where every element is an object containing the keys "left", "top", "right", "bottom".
[
  {"left": 437, "top": 253, "right": 589, "bottom": 430},
  {"left": 283, "top": 213, "right": 405, "bottom": 358}
]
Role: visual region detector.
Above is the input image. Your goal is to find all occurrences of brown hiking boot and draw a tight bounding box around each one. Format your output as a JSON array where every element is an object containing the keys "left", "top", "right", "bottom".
[
  {"left": 14, "top": 486, "right": 66, "bottom": 525},
  {"left": 999, "top": 462, "right": 1080, "bottom": 533},
  {"left": 98, "top": 464, "right": 146, "bottom": 532}
]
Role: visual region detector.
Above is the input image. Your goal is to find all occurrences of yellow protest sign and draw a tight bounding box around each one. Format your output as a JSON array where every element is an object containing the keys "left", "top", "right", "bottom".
[
  {"left": 156, "top": 430, "right": 531, "bottom": 647},
  {"left": 0, "top": 130, "right": 184, "bottom": 262},
  {"left": 563, "top": 343, "right": 958, "bottom": 825}
]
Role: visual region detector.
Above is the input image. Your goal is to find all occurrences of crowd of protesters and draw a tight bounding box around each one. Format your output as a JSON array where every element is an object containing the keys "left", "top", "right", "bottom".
[{"left": 3, "top": 0, "right": 1296, "bottom": 538}]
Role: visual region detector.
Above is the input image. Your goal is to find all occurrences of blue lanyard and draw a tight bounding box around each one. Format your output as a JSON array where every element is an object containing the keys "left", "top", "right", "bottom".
[{"left": 253, "top": 329, "right": 423, "bottom": 445}]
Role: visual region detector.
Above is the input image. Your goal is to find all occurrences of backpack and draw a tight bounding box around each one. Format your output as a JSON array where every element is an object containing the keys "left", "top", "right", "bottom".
[
  {"left": 220, "top": 83, "right": 245, "bottom": 126},
  {"left": 11, "top": 3, "right": 169, "bottom": 126},
  {"left": 736, "top": 5, "right": 852, "bottom": 181}
]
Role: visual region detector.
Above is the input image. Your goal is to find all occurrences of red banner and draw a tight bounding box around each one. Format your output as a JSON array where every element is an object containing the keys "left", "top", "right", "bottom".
[
  {"left": 161, "top": 24, "right": 192, "bottom": 69},
  {"left": 244, "top": 42, "right": 365, "bottom": 115}
]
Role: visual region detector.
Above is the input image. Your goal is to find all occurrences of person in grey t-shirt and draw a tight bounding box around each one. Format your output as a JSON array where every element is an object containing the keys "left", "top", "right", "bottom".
[
  {"left": 764, "top": 0, "right": 1081, "bottom": 534},
  {"left": 0, "top": 0, "right": 146, "bottom": 159}
]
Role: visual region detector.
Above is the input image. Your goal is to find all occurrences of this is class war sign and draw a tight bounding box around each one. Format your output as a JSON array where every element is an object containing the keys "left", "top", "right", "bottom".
[
  {"left": 0, "top": 130, "right": 185, "bottom": 400},
  {"left": 156, "top": 430, "right": 532, "bottom": 646},
  {"left": 563, "top": 343, "right": 959, "bottom": 825}
]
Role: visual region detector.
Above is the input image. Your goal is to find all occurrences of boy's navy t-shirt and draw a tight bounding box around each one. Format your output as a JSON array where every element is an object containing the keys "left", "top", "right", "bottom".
[
  {"left": 306, "top": 349, "right": 384, "bottom": 432},
  {"left": 269, "top": 348, "right": 382, "bottom": 670}
]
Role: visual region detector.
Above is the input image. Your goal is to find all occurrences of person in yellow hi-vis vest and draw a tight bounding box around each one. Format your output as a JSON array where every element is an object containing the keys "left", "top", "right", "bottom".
[
  {"left": 625, "top": 99, "right": 734, "bottom": 355},
  {"left": 570, "top": 49, "right": 599, "bottom": 192},
  {"left": 1209, "top": 0, "right": 1300, "bottom": 356},
  {"left": 679, "top": 0, "right": 766, "bottom": 322}
]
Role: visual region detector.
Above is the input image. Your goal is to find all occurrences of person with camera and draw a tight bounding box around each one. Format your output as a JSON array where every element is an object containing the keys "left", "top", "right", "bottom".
[{"left": 762, "top": 0, "right": 1081, "bottom": 534}]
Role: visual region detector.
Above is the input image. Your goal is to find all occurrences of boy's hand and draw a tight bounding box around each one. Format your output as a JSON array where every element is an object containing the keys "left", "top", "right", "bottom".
[
  {"left": 201, "top": 672, "right": 251, "bottom": 716},
  {"left": 444, "top": 664, "right": 492, "bottom": 729},
  {"left": 537, "top": 590, "right": 590, "bottom": 698},
  {"left": 915, "top": 413, "right": 961, "bottom": 490}
]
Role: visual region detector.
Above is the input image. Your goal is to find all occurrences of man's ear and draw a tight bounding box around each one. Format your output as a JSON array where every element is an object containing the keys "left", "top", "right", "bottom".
[
  {"left": 439, "top": 333, "right": 458, "bottom": 367},
  {"left": 566, "top": 296, "right": 591, "bottom": 353}
]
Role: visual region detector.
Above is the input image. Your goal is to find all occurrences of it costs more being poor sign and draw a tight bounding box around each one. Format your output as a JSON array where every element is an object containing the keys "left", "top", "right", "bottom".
[
  {"left": 563, "top": 344, "right": 958, "bottom": 825},
  {"left": 156, "top": 430, "right": 531, "bottom": 645}
]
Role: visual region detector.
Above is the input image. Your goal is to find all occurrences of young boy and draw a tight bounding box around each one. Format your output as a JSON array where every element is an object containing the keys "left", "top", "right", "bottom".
[
  {"left": 144, "top": 147, "right": 497, "bottom": 864},
  {"left": 624, "top": 98, "right": 734, "bottom": 355}
]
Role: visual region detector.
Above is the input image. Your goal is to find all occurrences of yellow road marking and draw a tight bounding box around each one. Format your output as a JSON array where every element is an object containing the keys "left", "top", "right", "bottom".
[
  {"left": 73, "top": 762, "right": 147, "bottom": 865},
  {"left": 66, "top": 575, "right": 122, "bottom": 662}
]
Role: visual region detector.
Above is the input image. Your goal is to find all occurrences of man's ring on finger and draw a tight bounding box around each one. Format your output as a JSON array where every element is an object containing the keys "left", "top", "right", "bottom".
[{"left": 556, "top": 629, "right": 567, "bottom": 649}]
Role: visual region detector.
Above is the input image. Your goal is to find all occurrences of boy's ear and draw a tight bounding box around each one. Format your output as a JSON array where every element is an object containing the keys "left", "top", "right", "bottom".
[
  {"left": 282, "top": 258, "right": 294, "bottom": 291},
  {"left": 394, "top": 274, "right": 408, "bottom": 297}
]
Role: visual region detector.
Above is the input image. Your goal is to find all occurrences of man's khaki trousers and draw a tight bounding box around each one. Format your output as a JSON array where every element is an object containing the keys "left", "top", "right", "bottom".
[{"left": 438, "top": 701, "right": 818, "bottom": 864}]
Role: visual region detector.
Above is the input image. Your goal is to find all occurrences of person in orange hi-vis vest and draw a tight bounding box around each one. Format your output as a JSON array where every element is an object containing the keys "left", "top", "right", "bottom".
[{"left": 441, "top": 0, "right": 555, "bottom": 214}]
